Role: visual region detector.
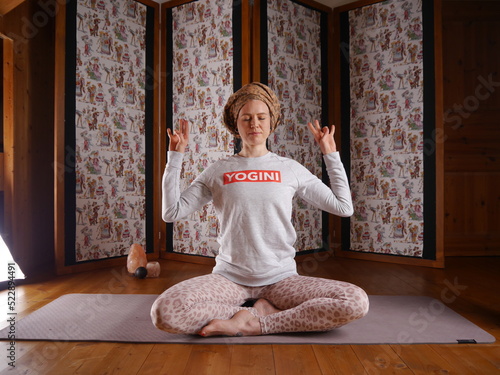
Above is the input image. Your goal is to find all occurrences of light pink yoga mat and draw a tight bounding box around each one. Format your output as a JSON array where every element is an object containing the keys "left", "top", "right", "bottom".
[{"left": 0, "top": 294, "right": 495, "bottom": 345}]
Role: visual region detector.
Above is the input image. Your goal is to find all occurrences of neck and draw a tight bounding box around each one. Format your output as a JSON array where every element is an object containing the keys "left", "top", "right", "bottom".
[{"left": 238, "top": 145, "right": 269, "bottom": 158}]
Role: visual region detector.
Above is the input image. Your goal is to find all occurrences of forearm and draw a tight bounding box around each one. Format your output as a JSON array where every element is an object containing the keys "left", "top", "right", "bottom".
[
  {"left": 162, "top": 152, "right": 184, "bottom": 222},
  {"left": 323, "top": 152, "right": 354, "bottom": 217},
  {"left": 162, "top": 151, "right": 212, "bottom": 222}
]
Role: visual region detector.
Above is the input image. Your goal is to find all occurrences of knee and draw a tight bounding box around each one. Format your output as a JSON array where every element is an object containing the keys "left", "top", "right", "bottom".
[
  {"left": 150, "top": 297, "right": 171, "bottom": 332},
  {"left": 150, "top": 295, "right": 184, "bottom": 334},
  {"left": 351, "top": 285, "right": 370, "bottom": 318}
]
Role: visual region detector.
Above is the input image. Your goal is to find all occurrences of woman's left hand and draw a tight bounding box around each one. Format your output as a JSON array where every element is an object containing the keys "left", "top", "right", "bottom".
[
  {"left": 167, "top": 119, "right": 189, "bottom": 153},
  {"left": 307, "top": 120, "right": 337, "bottom": 155}
]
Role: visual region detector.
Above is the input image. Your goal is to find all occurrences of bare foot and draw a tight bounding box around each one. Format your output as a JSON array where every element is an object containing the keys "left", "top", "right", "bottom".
[
  {"left": 253, "top": 298, "right": 282, "bottom": 316},
  {"left": 199, "top": 310, "right": 262, "bottom": 337}
]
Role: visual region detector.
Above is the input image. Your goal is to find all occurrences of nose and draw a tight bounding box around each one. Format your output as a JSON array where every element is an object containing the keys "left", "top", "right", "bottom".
[{"left": 250, "top": 116, "right": 259, "bottom": 128}]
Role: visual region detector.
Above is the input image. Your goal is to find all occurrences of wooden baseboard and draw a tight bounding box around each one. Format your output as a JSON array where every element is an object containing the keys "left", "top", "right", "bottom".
[
  {"left": 160, "top": 251, "right": 216, "bottom": 266},
  {"left": 55, "top": 252, "right": 159, "bottom": 275},
  {"left": 334, "top": 248, "right": 445, "bottom": 268},
  {"left": 160, "top": 250, "right": 339, "bottom": 267},
  {"left": 445, "top": 236, "right": 500, "bottom": 256}
]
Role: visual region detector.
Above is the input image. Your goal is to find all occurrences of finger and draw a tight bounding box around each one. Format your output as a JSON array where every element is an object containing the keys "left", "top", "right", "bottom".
[
  {"left": 180, "top": 121, "right": 185, "bottom": 136},
  {"left": 307, "top": 121, "right": 317, "bottom": 135},
  {"left": 175, "top": 130, "right": 183, "bottom": 142},
  {"left": 330, "top": 124, "right": 336, "bottom": 136},
  {"left": 179, "top": 119, "right": 186, "bottom": 134},
  {"left": 310, "top": 120, "right": 322, "bottom": 132},
  {"left": 172, "top": 129, "right": 183, "bottom": 143}
]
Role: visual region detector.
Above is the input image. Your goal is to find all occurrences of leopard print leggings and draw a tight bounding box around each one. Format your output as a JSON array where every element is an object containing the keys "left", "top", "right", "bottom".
[{"left": 151, "top": 273, "right": 369, "bottom": 335}]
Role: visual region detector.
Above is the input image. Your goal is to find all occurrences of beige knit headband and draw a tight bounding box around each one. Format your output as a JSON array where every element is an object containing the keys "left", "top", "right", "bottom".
[{"left": 223, "top": 82, "right": 281, "bottom": 136}]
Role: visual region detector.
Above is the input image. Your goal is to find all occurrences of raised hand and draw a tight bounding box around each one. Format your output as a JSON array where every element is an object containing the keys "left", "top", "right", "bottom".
[
  {"left": 167, "top": 119, "right": 189, "bottom": 153},
  {"left": 307, "top": 120, "right": 337, "bottom": 155}
]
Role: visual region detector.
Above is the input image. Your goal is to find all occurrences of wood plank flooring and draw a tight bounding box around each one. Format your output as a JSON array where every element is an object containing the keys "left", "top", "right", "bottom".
[{"left": 0, "top": 256, "right": 498, "bottom": 374}]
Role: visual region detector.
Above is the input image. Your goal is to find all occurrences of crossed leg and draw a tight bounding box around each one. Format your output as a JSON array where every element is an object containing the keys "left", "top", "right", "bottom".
[
  {"left": 150, "top": 273, "right": 259, "bottom": 335},
  {"left": 199, "top": 298, "right": 282, "bottom": 337},
  {"left": 151, "top": 273, "right": 369, "bottom": 336},
  {"left": 256, "top": 275, "right": 369, "bottom": 334}
]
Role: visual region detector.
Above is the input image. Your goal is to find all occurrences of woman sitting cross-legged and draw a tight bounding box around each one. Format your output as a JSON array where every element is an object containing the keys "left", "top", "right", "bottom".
[{"left": 151, "top": 83, "right": 369, "bottom": 337}]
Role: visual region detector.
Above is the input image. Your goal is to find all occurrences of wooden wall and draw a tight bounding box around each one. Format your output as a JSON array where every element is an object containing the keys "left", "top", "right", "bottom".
[
  {"left": 0, "top": 0, "right": 497, "bottom": 283},
  {"left": 0, "top": 0, "right": 55, "bottom": 278},
  {"left": 442, "top": 1, "right": 500, "bottom": 256}
]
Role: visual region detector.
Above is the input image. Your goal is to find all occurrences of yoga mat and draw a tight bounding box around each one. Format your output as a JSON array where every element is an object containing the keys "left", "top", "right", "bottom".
[{"left": 0, "top": 294, "right": 495, "bottom": 345}]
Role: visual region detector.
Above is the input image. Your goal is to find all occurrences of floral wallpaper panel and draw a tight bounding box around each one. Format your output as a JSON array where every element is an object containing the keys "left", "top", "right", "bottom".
[
  {"left": 348, "top": 0, "right": 425, "bottom": 257},
  {"left": 169, "top": 0, "right": 327, "bottom": 256},
  {"left": 170, "top": 0, "right": 235, "bottom": 256},
  {"left": 267, "top": 0, "right": 326, "bottom": 253},
  {"left": 73, "top": 0, "right": 150, "bottom": 262}
]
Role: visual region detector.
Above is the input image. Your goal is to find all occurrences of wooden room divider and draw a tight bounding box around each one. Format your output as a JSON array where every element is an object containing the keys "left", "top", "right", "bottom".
[
  {"left": 160, "top": 0, "right": 335, "bottom": 264},
  {"left": 55, "top": 0, "right": 160, "bottom": 274},
  {"left": 333, "top": 0, "right": 444, "bottom": 267},
  {"left": 54, "top": 0, "right": 443, "bottom": 274}
]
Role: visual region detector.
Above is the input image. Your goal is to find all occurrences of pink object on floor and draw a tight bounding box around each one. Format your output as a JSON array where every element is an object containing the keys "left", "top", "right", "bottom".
[
  {"left": 146, "top": 261, "right": 161, "bottom": 278},
  {"left": 127, "top": 243, "right": 147, "bottom": 273}
]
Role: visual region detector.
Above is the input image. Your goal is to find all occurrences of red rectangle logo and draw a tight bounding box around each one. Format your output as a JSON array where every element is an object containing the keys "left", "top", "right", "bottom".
[{"left": 223, "top": 170, "right": 282, "bottom": 185}]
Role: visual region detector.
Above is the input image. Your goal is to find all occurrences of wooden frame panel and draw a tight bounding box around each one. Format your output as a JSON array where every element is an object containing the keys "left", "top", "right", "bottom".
[
  {"left": 1, "top": 34, "right": 14, "bottom": 245},
  {"left": 442, "top": 1, "right": 500, "bottom": 256},
  {"left": 333, "top": 0, "right": 444, "bottom": 268},
  {"left": 54, "top": 0, "right": 160, "bottom": 274},
  {"left": 0, "top": 0, "right": 25, "bottom": 16},
  {"left": 160, "top": 0, "right": 250, "bottom": 261},
  {"left": 256, "top": 0, "right": 335, "bottom": 256},
  {"left": 161, "top": 0, "right": 336, "bottom": 263}
]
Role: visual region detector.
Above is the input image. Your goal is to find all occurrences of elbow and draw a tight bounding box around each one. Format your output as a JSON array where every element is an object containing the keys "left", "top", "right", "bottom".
[
  {"left": 162, "top": 214, "right": 174, "bottom": 223},
  {"left": 338, "top": 208, "right": 354, "bottom": 218},
  {"left": 162, "top": 207, "right": 178, "bottom": 223},
  {"left": 162, "top": 199, "right": 193, "bottom": 222},
  {"left": 337, "top": 204, "right": 354, "bottom": 218},
  {"left": 344, "top": 207, "right": 355, "bottom": 217},
  {"left": 326, "top": 197, "right": 354, "bottom": 217}
]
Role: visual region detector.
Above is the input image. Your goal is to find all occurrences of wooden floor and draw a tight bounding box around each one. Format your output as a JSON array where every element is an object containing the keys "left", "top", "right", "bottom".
[{"left": 0, "top": 255, "right": 498, "bottom": 374}]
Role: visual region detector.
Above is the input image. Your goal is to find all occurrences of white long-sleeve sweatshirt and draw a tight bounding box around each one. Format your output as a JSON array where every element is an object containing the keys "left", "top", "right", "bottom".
[{"left": 162, "top": 151, "right": 353, "bottom": 286}]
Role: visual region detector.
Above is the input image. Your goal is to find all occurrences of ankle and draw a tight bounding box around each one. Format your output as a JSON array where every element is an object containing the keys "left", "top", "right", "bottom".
[
  {"left": 243, "top": 315, "right": 262, "bottom": 336},
  {"left": 254, "top": 299, "right": 282, "bottom": 316}
]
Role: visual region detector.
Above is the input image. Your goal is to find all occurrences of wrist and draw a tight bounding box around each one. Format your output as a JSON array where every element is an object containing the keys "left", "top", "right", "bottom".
[
  {"left": 321, "top": 145, "right": 337, "bottom": 155},
  {"left": 169, "top": 145, "right": 186, "bottom": 153}
]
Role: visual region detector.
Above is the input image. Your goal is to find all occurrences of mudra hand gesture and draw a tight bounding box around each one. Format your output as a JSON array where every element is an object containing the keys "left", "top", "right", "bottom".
[
  {"left": 307, "top": 120, "right": 337, "bottom": 155},
  {"left": 167, "top": 119, "right": 189, "bottom": 153}
]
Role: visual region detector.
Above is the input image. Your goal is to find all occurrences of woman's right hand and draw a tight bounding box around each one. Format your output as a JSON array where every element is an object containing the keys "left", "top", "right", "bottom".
[
  {"left": 307, "top": 120, "right": 337, "bottom": 155},
  {"left": 167, "top": 119, "right": 189, "bottom": 153}
]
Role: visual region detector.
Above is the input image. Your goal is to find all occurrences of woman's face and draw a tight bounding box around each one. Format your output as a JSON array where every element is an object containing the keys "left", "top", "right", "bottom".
[{"left": 236, "top": 100, "right": 271, "bottom": 147}]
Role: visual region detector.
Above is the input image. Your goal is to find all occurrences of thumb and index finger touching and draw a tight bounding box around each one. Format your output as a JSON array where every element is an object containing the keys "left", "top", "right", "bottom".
[
  {"left": 167, "top": 119, "right": 190, "bottom": 152},
  {"left": 307, "top": 119, "right": 336, "bottom": 140}
]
